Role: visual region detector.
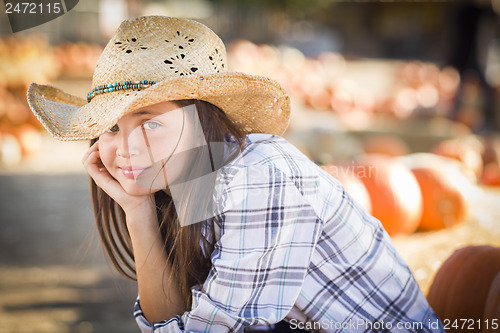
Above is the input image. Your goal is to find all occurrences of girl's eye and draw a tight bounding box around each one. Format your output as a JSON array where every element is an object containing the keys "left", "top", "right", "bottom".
[
  {"left": 143, "top": 121, "right": 161, "bottom": 130},
  {"left": 107, "top": 124, "right": 119, "bottom": 133}
]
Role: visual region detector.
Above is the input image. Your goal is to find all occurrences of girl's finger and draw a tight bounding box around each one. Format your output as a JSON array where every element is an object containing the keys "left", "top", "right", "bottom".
[
  {"left": 82, "top": 141, "right": 152, "bottom": 210},
  {"left": 81, "top": 141, "right": 99, "bottom": 164},
  {"left": 82, "top": 142, "right": 107, "bottom": 178},
  {"left": 83, "top": 149, "right": 127, "bottom": 201}
]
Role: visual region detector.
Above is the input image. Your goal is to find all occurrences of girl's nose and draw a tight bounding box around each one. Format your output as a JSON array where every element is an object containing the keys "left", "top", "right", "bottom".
[
  {"left": 116, "top": 130, "right": 141, "bottom": 158},
  {"left": 116, "top": 132, "right": 130, "bottom": 158}
]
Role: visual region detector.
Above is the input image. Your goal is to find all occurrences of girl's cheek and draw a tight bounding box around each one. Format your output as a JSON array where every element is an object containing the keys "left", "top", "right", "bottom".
[
  {"left": 149, "top": 133, "right": 178, "bottom": 161},
  {"left": 97, "top": 140, "right": 115, "bottom": 169}
]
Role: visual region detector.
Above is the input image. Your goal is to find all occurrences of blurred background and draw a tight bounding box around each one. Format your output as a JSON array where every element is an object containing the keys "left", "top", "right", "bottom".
[{"left": 1, "top": 1, "right": 500, "bottom": 332}]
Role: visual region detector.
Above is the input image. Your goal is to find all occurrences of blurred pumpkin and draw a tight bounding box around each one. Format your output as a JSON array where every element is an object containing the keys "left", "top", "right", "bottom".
[
  {"left": 321, "top": 164, "right": 372, "bottom": 213},
  {"left": 13, "top": 124, "right": 42, "bottom": 156},
  {"left": 397, "top": 153, "right": 477, "bottom": 190},
  {"left": 362, "top": 134, "right": 410, "bottom": 157},
  {"left": 481, "top": 162, "right": 500, "bottom": 186},
  {"left": 411, "top": 167, "right": 468, "bottom": 230},
  {"left": 418, "top": 63, "right": 440, "bottom": 87},
  {"left": 392, "top": 86, "right": 418, "bottom": 119},
  {"left": 483, "top": 272, "right": 500, "bottom": 333},
  {"left": 308, "top": 88, "right": 332, "bottom": 110},
  {"left": 438, "top": 66, "right": 460, "bottom": 98},
  {"left": 355, "top": 155, "right": 422, "bottom": 236},
  {"left": 330, "top": 86, "right": 354, "bottom": 114},
  {"left": 397, "top": 61, "right": 421, "bottom": 88},
  {"left": 433, "top": 138, "right": 483, "bottom": 179},
  {"left": 482, "top": 136, "right": 500, "bottom": 166},
  {"left": 0, "top": 123, "right": 42, "bottom": 157},
  {"left": 4, "top": 93, "right": 30, "bottom": 125},
  {"left": 337, "top": 108, "right": 373, "bottom": 131},
  {"left": 416, "top": 83, "right": 439, "bottom": 111},
  {"left": 427, "top": 245, "right": 500, "bottom": 331},
  {"left": 0, "top": 132, "right": 22, "bottom": 166}
]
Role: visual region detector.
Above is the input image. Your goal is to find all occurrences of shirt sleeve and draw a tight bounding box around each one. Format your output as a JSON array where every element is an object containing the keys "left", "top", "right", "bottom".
[{"left": 133, "top": 164, "right": 324, "bottom": 332}]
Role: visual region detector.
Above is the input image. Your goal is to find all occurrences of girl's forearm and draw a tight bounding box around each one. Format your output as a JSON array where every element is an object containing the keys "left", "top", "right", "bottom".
[{"left": 126, "top": 206, "right": 186, "bottom": 323}]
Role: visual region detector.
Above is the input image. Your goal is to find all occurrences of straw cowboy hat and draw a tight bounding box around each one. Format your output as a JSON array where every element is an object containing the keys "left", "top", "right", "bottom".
[{"left": 27, "top": 16, "right": 291, "bottom": 141}]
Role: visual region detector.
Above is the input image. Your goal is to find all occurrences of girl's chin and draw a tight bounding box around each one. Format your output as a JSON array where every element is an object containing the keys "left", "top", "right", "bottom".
[
  {"left": 115, "top": 171, "right": 170, "bottom": 196},
  {"left": 121, "top": 181, "right": 162, "bottom": 196}
]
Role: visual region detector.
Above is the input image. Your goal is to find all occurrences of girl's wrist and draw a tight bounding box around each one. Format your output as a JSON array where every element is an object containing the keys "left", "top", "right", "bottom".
[{"left": 124, "top": 197, "right": 158, "bottom": 229}]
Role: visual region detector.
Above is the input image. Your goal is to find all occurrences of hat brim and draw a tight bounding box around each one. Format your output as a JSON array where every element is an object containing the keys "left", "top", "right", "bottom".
[{"left": 27, "top": 72, "right": 290, "bottom": 141}]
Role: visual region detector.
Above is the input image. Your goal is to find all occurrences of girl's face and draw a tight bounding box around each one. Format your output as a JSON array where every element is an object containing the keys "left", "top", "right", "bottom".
[{"left": 98, "top": 101, "right": 205, "bottom": 196}]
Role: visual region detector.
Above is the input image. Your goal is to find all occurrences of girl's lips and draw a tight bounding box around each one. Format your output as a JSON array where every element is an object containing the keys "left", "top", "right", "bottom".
[{"left": 120, "top": 166, "right": 150, "bottom": 179}]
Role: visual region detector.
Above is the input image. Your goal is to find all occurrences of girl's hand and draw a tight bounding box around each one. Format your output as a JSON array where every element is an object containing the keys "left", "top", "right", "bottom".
[{"left": 81, "top": 141, "right": 155, "bottom": 216}]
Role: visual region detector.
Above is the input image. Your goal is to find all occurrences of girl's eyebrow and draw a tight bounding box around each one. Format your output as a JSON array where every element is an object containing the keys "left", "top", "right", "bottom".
[{"left": 132, "top": 109, "right": 163, "bottom": 116}]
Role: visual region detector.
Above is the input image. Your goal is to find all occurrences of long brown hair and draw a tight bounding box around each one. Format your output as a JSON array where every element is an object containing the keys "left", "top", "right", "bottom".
[{"left": 90, "top": 100, "right": 246, "bottom": 309}]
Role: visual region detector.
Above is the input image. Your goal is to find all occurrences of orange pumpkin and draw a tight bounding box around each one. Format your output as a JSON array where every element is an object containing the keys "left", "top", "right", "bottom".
[
  {"left": 427, "top": 245, "right": 500, "bottom": 331},
  {"left": 13, "top": 124, "right": 42, "bottom": 156},
  {"left": 397, "top": 153, "right": 476, "bottom": 194},
  {"left": 308, "top": 89, "right": 332, "bottom": 110},
  {"left": 433, "top": 138, "right": 483, "bottom": 179},
  {"left": 483, "top": 272, "right": 500, "bottom": 333},
  {"left": 411, "top": 167, "right": 468, "bottom": 230},
  {"left": 321, "top": 164, "right": 372, "bottom": 213},
  {"left": 481, "top": 162, "right": 500, "bottom": 186},
  {"left": 355, "top": 155, "right": 422, "bottom": 236},
  {"left": 482, "top": 136, "right": 500, "bottom": 166},
  {"left": 0, "top": 132, "right": 22, "bottom": 166},
  {"left": 362, "top": 134, "right": 410, "bottom": 157},
  {"left": 0, "top": 124, "right": 42, "bottom": 156}
]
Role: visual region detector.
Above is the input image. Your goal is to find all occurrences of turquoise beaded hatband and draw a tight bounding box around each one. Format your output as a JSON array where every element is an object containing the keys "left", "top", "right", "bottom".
[{"left": 87, "top": 80, "right": 157, "bottom": 102}]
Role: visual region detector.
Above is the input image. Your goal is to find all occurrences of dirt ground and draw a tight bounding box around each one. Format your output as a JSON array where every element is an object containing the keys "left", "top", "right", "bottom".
[{"left": 0, "top": 173, "right": 138, "bottom": 333}]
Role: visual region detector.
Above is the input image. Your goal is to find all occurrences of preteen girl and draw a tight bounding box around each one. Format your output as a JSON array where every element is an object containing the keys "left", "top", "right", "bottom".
[{"left": 27, "top": 16, "right": 444, "bottom": 333}]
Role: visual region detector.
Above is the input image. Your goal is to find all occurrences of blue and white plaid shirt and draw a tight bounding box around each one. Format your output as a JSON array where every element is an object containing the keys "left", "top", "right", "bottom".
[{"left": 134, "top": 134, "right": 444, "bottom": 332}]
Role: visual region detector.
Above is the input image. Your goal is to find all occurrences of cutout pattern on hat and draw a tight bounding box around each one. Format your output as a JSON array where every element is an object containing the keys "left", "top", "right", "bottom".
[
  {"left": 114, "top": 37, "right": 148, "bottom": 54},
  {"left": 208, "top": 48, "right": 224, "bottom": 72},
  {"left": 164, "top": 54, "right": 199, "bottom": 76},
  {"left": 165, "top": 30, "right": 195, "bottom": 50}
]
